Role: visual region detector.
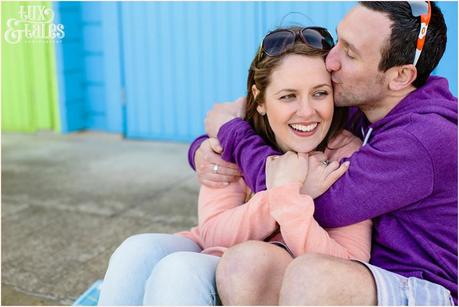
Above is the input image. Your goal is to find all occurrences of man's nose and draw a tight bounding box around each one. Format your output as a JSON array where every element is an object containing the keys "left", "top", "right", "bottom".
[{"left": 325, "top": 46, "right": 340, "bottom": 72}]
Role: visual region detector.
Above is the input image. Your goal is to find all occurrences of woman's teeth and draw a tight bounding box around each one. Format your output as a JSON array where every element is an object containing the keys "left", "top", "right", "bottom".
[{"left": 289, "top": 123, "right": 318, "bottom": 132}]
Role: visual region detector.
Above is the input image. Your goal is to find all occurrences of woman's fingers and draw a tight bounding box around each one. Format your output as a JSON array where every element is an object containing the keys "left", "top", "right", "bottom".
[
  {"left": 325, "top": 161, "right": 350, "bottom": 186},
  {"left": 308, "top": 152, "right": 328, "bottom": 166},
  {"left": 266, "top": 152, "right": 308, "bottom": 189},
  {"left": 323, "top": 160, "right": 340, "bottom": 175}
]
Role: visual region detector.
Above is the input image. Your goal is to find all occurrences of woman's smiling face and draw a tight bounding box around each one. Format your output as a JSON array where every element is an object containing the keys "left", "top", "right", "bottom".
[{"left": 254, "top": 54, "right": 334, "bottom": 153}]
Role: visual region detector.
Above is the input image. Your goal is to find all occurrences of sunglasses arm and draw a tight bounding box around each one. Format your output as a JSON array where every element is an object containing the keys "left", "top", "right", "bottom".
[{"left": 413, "top": 1, "right": 432, "bottom": 66}]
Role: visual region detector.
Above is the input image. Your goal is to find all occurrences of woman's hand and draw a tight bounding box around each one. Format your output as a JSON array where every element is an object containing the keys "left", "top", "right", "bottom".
[
  {"left": 266, "top": 151, "right": 308, "bottom": 189},
  {"left": 300, "top": 152, "right": 350, "bottom": 199}
]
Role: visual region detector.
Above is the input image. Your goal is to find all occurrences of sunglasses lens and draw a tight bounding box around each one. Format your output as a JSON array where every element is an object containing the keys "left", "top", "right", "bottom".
[
  {"left": 408, "top": 1, "right": 428, "bottom": 17},
  {"left": 301, "top": 28, "right": 335, "bottom": 50},
  {"left": 262, "top": 31, "right": 295, "bottom": 56}
]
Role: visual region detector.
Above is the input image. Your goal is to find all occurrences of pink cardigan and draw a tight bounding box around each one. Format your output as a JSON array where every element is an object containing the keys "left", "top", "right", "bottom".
[{"left": 178, "top": 130, "right": 372, "bottom": 261}]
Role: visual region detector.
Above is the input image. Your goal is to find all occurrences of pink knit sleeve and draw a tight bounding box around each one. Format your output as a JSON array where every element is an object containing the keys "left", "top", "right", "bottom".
[
  {"left": 268, "top": 183, "right": 372, "bottom": 261},
  {"left": 198, "top": 178, "right": 277, "bottom": 250},
  {"left": 266, "top": 131, "right": 371, "bottom": 261}
]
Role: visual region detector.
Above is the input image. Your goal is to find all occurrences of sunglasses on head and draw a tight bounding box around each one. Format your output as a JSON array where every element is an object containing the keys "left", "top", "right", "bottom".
[
  {"left": 408, "top": 1, "right": 431, "bottom": 66},
  {"left": 260, "top": 27, "right": 335, "bottom": 58}
]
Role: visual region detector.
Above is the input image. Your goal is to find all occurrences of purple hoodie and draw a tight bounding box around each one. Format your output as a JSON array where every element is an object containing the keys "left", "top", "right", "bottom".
[{"left": 188, "top": 76, "right": 458, "bottom": 302}]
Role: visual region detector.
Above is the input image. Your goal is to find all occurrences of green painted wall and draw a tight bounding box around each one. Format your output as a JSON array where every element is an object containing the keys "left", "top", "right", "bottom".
[{"left": 2, "top": 1, "right": 60, "bottom": 132}]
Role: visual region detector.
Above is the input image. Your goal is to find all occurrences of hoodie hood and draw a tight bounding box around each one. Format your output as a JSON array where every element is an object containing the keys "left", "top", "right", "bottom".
[{"left": 369, "top": 76, "right": 458, "bottom": 133}]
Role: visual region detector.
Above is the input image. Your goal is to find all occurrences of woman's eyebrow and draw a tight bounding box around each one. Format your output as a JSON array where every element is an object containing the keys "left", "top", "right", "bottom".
[
  {"left": 274, "top": 89, "right": 296, "bottom": 95},
  {"left": 312, "top": 84, "right": 332, "bottom": 90}
]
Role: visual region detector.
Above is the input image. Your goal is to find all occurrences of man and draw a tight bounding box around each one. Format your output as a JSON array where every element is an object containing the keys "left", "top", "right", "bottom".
[{"left": 189, "top": 2, "right": 457, "bottom": 305}]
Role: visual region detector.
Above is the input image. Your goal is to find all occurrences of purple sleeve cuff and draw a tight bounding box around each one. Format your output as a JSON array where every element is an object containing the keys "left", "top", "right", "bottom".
[
  {"left": 188, "top": 134, "right": 209, "bottom": 170},
  {"left": 217, "top": 118, "right": 251, "bottom": 163}
]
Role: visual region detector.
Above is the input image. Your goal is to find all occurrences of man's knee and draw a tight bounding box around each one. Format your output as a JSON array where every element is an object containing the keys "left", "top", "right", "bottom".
[
  {"left": 218, "top": 240, "right": 273, "bottom": 271},
  {"left": 217, "top": 241, "right": 269, "bottom": 290},
  {"left": 281, "top": 253, "right": 335, "bottom": 288},
  {"left": 280, "top": 253, "right": 376, "bottom": 305},
  {"left": 217, "top": 241, "right": 287, "bottom": 304}
]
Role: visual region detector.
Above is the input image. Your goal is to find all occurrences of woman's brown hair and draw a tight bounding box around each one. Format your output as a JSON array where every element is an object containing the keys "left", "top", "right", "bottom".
[{"left": 244, "top": 27, "right": 348, "bottom": 152}]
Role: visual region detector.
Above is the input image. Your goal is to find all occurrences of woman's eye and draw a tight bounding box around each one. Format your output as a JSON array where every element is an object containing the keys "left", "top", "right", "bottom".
[
  {"left": 280, "top": 94, "right": 296, "bottom": 101},
  {"left": 313, "top": 91, "right": 329, "bottom": 98}
]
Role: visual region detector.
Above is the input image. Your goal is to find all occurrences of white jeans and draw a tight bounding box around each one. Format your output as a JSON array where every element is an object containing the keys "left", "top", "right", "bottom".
[{"left": 98, "top": 233, "right": 220, "bottom": 306}]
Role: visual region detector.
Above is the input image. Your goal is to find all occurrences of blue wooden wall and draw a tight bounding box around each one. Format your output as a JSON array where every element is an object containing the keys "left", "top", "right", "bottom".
[
  {"left": 54, "top": 2, "right": 85, "bottom": 132},
  {"left": 119, "top": 2, "right": 358, "bottom": 142},
  {"left": 55, "top": 2, "right": 124, "bottom": 134},
  {"left": 55, "top": 1, "right": 458, "bottom": 142},
  {"left": 436, "top": 1, "right": 458, "bottom": 96}
]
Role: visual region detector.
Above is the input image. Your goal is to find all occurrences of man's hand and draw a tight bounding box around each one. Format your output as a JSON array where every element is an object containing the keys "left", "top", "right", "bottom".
[
  {"left": 205, "top": 97, "right": 246, "bottom": 138},
  {"left": 266, "top": 152, "right": 308, "bottom": 190},
  {"left": 300, "top": 151, "right": 350, "bottom": 199},
  {"left": 195, "top": 138, "right": 242, "bottom": 188}
]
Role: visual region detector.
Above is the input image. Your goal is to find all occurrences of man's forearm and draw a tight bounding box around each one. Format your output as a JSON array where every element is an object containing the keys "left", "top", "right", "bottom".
[
  {"left": 217, "top": 118, "right": 281, "bottom": 192},
  {"left": 187, "top": 118, "right": 281, "bottom": 191}
]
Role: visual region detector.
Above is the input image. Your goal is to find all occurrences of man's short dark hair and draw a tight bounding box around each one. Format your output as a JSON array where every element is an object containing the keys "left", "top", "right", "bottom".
[{"left": 359, "top": 1, "right": 447, "bottom": 88}]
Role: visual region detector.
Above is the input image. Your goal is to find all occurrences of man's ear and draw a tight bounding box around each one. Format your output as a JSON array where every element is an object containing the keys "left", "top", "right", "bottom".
[{"left": 387, "top": 64, "right": 417, "bottom": 91}]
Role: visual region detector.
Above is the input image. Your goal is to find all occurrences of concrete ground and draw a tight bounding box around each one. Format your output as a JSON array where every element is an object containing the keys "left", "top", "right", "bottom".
[{"left": 2, "top": 132, "right": 201, "bottom": 305}]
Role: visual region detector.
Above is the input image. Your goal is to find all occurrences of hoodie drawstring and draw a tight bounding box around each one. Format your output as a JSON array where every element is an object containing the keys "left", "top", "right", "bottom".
[{"left": 361, "top": 127, "right": 374, "bottom": 146}]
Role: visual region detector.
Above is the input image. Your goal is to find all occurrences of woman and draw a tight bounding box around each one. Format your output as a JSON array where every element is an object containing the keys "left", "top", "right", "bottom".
[{"left": 98, "top": 26, "right": 371, "bottom": 306}]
